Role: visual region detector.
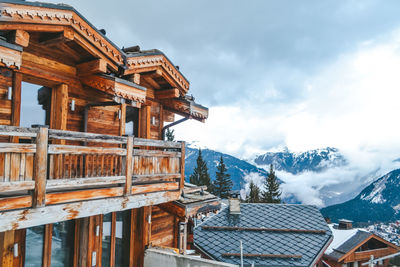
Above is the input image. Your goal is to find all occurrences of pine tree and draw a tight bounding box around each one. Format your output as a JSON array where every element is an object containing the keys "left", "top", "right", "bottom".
[
  {"left": 246, "top": 180, "right": 261, "bottom": 203},
  {"left": 261, "top": 164, "right": 281, "bottom": 203},
  {"left": 189, "top": 149, "right": 211, "bottom": 188},
  {"left": 165, "top": 128, "right": 175, "bottom": 141},
  {"left": 212, "top": 156, "right": 233, "bottom": 198}
]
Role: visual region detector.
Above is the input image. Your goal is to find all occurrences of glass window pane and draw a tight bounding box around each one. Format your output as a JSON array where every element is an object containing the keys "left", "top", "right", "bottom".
[
  {"left": 102, "top": 213, "right": 112, "bottom": 267},
  {"left": 51, "top": 220, "right": 74, "bottom": 267},
  {"left": 21, "top": 83, "right": 50, "bottom": 128},
  {"left": 25, "top": 225, "right": 44, "bottom": 267},
  {"left": 115, "top": 210, "right": 130, "bottom": 267}
]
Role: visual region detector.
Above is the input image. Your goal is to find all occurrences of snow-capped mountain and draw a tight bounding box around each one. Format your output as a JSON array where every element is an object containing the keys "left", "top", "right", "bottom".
[
  {"left": 254, "top": 147, "right": 347, "bottom": 174},
  {"left": 321, "top": 169, "right": 400, "bottom": 224},
  {"left": 185, "top": 146, "right": 268, "bottom": 190}
]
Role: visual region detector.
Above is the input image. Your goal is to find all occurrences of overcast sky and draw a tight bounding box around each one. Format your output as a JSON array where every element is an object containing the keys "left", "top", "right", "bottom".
[{"left": 43, "top": 0, "right": 400, "bottom": 205}]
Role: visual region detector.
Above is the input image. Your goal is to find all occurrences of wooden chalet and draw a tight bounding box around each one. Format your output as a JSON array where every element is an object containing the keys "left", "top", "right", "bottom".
[
  {"left": 0, "top": 0, "right": 208, "bottom": 266},
  {"left": 323, "top": 223, "right": 400, "bottom": 267}
]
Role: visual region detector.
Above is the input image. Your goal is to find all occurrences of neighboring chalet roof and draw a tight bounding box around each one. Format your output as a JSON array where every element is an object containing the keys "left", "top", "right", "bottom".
[
  {"left": 0, "top": 0, "right": 208, "bottom": 121},
  {"left": 325, "top": 224, "right": 400, "bottom": 262},
  {"left": 194, "top": 204, "right": 333, "bottom": 267},
  {"left": 158, "top": 183, "right": 220, "bottom": 219}
]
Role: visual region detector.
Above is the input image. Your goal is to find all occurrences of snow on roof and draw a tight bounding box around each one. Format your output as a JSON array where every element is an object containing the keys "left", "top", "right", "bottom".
[{"left": 325, "top": 224, "right": 367, "bottom": 254}]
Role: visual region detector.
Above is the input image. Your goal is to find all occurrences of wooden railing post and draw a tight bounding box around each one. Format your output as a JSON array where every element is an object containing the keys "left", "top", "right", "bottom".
[
  {"left": 33, "top": 127, "right": 48, "bottom": 208},
  {"left": 124, "top": 136, "right": 133, "bottom": 195},
  {"left": 180, "top": 141, "right": 185, "bottom": 190}
]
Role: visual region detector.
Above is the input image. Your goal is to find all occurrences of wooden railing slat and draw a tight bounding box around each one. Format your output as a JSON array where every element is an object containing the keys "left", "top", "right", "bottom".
[
  {"left": 46, "top": 176, "right": 125, "bottom": 190},
  {"left": 48, "top": 145, "right": 126, "bottom": 155},
  {"left": 0, "top": 143, "right": 36, "bottom": 153},
  {"left": 0, "top": 181, "right": 35, "bottom": 193}
]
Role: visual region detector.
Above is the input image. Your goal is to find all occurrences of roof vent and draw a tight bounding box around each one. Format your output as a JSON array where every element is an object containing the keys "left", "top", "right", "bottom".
[
  {"left": 338, "top": 219, "right": 353, "bottom": 230},
  {"left": 99, "top": 29, "right": 106, "bottom": 35},
  {"left": 229, "top": 198, "right": 240, "bottom": 215}
]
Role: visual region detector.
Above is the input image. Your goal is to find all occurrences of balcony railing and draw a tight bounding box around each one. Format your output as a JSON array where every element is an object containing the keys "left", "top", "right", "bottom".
[
  {"left": 354, "top": 247, "right": 390, "bottom": 261},
  {"left": 0, "top": 126, "right": 185, "bottom": 212}
]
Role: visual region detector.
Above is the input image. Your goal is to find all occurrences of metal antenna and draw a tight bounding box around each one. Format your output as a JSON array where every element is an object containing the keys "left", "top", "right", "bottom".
[{"left": 240, "top": 240, "right": 243, "bottom": 267}]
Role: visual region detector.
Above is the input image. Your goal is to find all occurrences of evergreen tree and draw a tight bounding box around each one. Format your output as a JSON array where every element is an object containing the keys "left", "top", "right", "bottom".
[
  {"left": 261, "top": 164, "right": 281, "bottom": 203},
  {"left": 212, "top": 156, "right": 233, "bottom": 198},
  {"left": 165, "top": 128, "right": 175, "bottom": 141},
  {"left": 246, "top": 180, "right": 261, "bottom": 203},
  {"left": 189, "top": 149, "right": 211, "bottom": 188}
]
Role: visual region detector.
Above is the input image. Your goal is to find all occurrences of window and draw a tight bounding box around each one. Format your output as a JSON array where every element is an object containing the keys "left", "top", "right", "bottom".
[
  {"left": 125, "top": 106, "right": 139, "bottom": 136},
  {"left": 102, "top": 213, "right": 112, "bottom": 267},
  {"left": 50, "top": 220, "right": 75, "bottom": 266},
  {"left": 20, "top": 82, "right": 51, "bottom": 128},
  {"left": 24, "top": 225, "right": 44, "bottom": 267},
  {"left": 115, "top": 210, "right": 130, "bottom": 267}
]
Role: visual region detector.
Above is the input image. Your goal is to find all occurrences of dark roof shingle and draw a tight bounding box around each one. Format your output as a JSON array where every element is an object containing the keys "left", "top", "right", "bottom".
[{"left": 194, "top": 204, "right": 332, "bottom": 267}]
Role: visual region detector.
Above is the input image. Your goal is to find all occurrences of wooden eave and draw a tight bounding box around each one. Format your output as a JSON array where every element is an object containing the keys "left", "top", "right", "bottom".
[
  {"left": 0, "top": 1, "right": 124, "bottom": 70},
  {"left": 160, "top": 98, "right": 209, "bottom": 122},
  {"left": 0, "top": 39, "right": 22, "bottom": 69},
  {"left": 81, "top": 74, "right": 147, "bottom": 104},
  {"left": 338, "top": 234, "right": 400, "bottom": 262},
  {"left": 125, "top": 53, "right": 190, "bottom": 94}
]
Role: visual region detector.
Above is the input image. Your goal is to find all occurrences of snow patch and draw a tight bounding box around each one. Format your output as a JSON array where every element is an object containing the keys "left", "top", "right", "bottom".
[{"left": 360, "top": 174, "right": 390, "bottom": 204}]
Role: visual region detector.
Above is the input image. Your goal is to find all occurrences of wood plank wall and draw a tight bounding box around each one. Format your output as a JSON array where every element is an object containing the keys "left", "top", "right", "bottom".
[
  {"left": 150, "top": 206, "right": 178, "bottom": 248},
  {"left": 0, "top": 68, "right": 12, "bottom": 128}
]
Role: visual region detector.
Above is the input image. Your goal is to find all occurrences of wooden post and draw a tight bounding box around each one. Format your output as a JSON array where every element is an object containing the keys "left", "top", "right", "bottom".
[
  {"left": 132, "top": 207, "right": 151, "bottom": 267},
  {"left": 10, "top": 72, "right": 21, "bottom": 143},
  {"left": 180, "top": 141, "right": 185, "bottom": 190},
  {"left": 139, "top": 105, "right": 151, "bottom": 139},
  {"left": 110, "top": 212, "right": 116, "bottom": 267},
  {"left": 124, "top": 137, "right": 133, "bottom": 195},
  {"left": 119, "top": 104, "right": 126, "bottom": 136},
  {"left": 43, "top": 224, "right": 52, "bottom": 267},
  {"left": 33, "top": 128, "right": 48, "bottom": 208},
  {"left": 0, "top": 230, "right": 14, "bottom": 267}
]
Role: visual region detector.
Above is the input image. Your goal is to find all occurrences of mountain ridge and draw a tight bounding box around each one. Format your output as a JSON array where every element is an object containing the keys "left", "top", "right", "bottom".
[{"left": 321, "top": 169, "right": 400, "bottom": 224}]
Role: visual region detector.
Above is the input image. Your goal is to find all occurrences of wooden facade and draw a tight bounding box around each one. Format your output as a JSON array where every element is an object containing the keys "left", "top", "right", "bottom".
[
  {"left": 323, "top": 234, "right": 400, "bottom": 267},
  {"left": 0, "top": 1, "right": 208, "bottom": 266}
]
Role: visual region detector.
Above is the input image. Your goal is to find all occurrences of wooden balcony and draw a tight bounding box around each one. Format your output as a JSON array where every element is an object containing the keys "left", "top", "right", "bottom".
[
  {"left": 353, "top": 247, "right": 391, "bottom": 261},
  {"left": 0, "top": 126, "right": 184, "bottom": 232}
]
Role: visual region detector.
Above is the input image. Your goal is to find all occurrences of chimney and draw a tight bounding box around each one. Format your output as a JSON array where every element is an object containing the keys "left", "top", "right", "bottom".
[
  {"left": 229, "top": 198, "right": 240, "bottom": 215},
  {"left": 338, "top": 219, "right": 353, "bottom": 230}
]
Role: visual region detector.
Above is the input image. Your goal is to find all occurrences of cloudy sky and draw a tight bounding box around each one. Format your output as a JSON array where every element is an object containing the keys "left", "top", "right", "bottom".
[{"left": 43, "top": 0, "right": 400, "bottom": 205}]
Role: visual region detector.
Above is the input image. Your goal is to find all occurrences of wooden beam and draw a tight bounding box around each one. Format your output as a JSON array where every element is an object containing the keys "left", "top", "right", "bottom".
[
  {"left": 133, "top": 73, "right": 140, "bottom": 84},
  {"left": 39, "top": 31, "right": 73, "bottom": 46},
  {"left": 158, "top": 202, "right": 186, "bottom": 219},
  {"left": 0, "top": 191, "right": 180, "bottom": 232},
  {"left": 0, "top": 196, "right": 32, "bottom": 212},
  {"left": 162, "top": 110, "right": 174, "bottom": 123},
  {"left": 77, "top": 59, "right": 107, "bottom": 77},
  {"left": 45, "top": 187, "right": 124, "bottom": 205},
  {"left": 154, "top": 88, "right": 180, "bottom": 100},
  {"left": 33, "top": 128, "right": 48, "bottom": 208},
  {"left": 9, "top": 30, "right": 30, "bottom": 47},
  {"left": 143, "top": 75, "right": 161, "bottom": 90}
]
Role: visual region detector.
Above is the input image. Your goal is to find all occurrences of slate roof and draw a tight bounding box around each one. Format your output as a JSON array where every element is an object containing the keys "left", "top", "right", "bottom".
[{"left": 194, "top": 204, "right": 333, "bottom": 267}]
